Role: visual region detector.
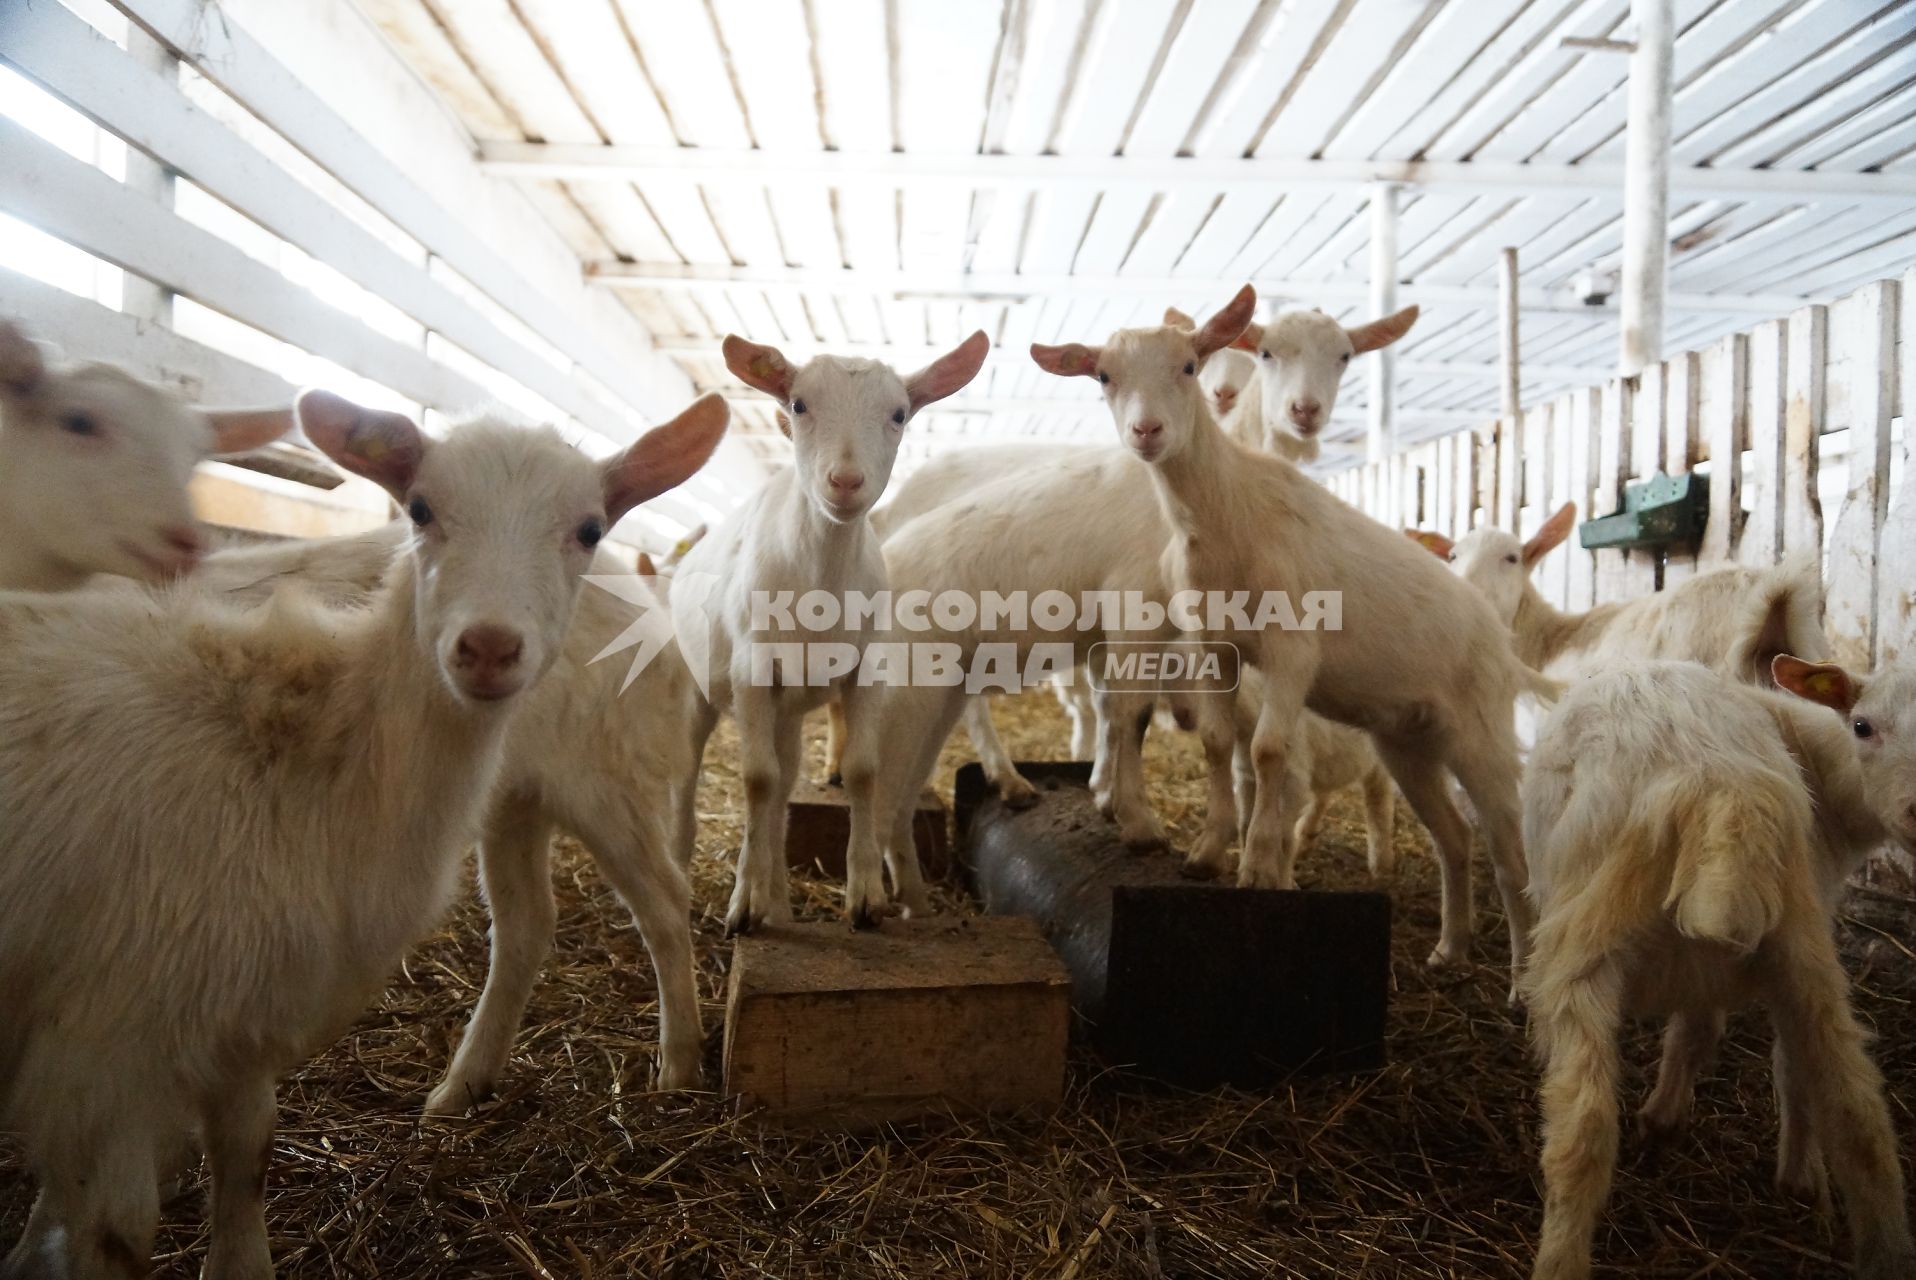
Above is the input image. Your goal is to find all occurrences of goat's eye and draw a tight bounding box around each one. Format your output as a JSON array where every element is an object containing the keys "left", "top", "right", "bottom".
[
  {"left": 1854, "top": 718, "right": 1875, "bottom": 740},
  {"left": 1097, "top": 371, "right": 1109, "bottom": 385},
  {"left": 1504, "top": 553, "right": 1519, "bottom": 565},
  {"left": 1182, "top": 361, "right": 1195, "bottom": 376},
  {"left": 407, "top": 497, "right": 434, "bottom": 527},
  {"left": 1446, "top": 552, "right": 1457, "bottom": 563},
  {"left": 60, "top": 411, "right": 98, "bottom": 436},
  {"left": 1260, "top": 349, "right": 1271, "bottom": 361},
  {"left": 577, "top": 518, "right": 604, "bottom": 549},
  {"left": 891, "top": 408, "right": 906, "bottom": 425},
  {"left": 1340, "top": 353, "right": 1352, "bottom": 365},
  {"left": 791, "top": 398, "right": 807, "bottom": 415}
]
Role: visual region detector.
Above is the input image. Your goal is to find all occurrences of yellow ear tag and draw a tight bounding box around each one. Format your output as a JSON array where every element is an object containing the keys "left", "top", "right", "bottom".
[
  {"left": 749, "top": 353, "right": 782, "bottom": 384},
  {"left": 1804, "top": 670, "right": 1843, "bottom": 700}
]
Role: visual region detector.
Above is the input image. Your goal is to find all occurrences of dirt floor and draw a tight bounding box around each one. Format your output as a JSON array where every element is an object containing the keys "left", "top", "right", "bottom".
[{"left": 4, "top": 690, "right": 1915, "bottom": 1278}]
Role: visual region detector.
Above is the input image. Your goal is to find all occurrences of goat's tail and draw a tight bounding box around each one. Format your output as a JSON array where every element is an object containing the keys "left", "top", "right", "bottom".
[
  {"left": 1661, "top": 785, "right": 1791, "bottom": 954},
  {"left": 1732, "top": 551, "right": 1830, "bottom": 684}
]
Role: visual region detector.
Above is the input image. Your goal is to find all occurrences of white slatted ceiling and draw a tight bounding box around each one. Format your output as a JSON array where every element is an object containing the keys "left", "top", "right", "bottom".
[{"left": 356, "top": 0, "right": 1916, "bottom": 472}]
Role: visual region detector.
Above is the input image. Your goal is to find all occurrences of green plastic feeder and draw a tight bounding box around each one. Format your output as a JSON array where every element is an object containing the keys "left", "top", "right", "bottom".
[{"left": 1578, "top": 471, "right": 1710, "bottom": 552}]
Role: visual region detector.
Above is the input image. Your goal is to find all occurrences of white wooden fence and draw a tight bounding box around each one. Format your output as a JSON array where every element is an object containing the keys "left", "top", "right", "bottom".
[
  {"left": 0, "top": 0, "right": 750, "bottom": 539},
  {"left": 1330, "top": 268, "right": 1913, "bottom": 675}
]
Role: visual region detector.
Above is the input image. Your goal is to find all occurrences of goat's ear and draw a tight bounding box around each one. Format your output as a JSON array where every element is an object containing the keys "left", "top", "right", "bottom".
[
  {"left": 1163, "top": 306, "right": 1196, "bottom": 329},
  {"left": 1194, "top": 285, "right": 1257, "bottom": 359},
  {"left": 1030, "top": 342, "right": 1100, "bottom": 379},
  {"left": 722, "top": 335, "right": 797, "bottom": 402},
  {"left": 1773, "top": 656, "right": 1863, "bottom": 715},
  {"left": 1229, "top": 318, "right": 1262, "bottom": 352},
  {"left": 299, "top": 390, "right": 426, "bottom": 500},
  {"left": 603, "top": 393, "right": 729, "bottom": 527},
  {"left": 1405, "top": 528, "right": 1454, "bottom": 559},
  {"left": 204, "top": 407, "right": 296, "bottom": 457},
  {"left": 636, "top": 551, "right": 658, "bottom": 577},
  {"left": 1348, "top": 305, "right": 1420, "bottom": 354},
  {"left": 0, "top": 321, "right": 46, "bottom": 398},
  {"left": 1523, "top": 501, "right": 1578, "bottom": 567},
  {"left": 905, "top": 330, "right": 989, "bottom": 414},
  {"left": 773, "top": 410, "right": 793, "bottom": 439}
]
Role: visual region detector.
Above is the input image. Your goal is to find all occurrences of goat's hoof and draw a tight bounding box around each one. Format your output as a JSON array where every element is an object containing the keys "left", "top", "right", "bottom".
[
  {"left": 1425, "top": 943, "right": 1466, "bottom": 969},
  {"left": 1001, "top": 783, "right": 1041, "bottom": 810},
  {"left": 899, "top": 889, "right": 934, "bottom": 917},
  {"left": 1635, "top": 1107, "right": 1688, "bottom": 1144},
  {"left": 423, "top": 1077, "right": 491, "bottom": 1117},
  {"left": 1179, "top": 855, "right": 1226, "bottom": 881},
  {"left": 654, "top": 1051, "right": 704, "bottom": 1092},
  {"left": 846, "top": 899, "right": 898, "bottom": 930}
]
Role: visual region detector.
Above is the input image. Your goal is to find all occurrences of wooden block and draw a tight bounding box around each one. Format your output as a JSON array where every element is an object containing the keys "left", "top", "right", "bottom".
[
  {"left": 723, "top": 916, "right": 1071, "bottom": 1125},
  {"left": 785, "top": 779, "right": 948, "bottom": 878},
  {"left": 955, "top": 763, "right": 1392, "bottom": 1090}
]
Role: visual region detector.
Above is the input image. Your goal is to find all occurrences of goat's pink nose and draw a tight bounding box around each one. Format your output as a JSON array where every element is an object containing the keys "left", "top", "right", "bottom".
[
  {"left": 1132, "top": 420, "right": 1164, "bottom": 442},
  {"left": 828, "top": 469, "right": 865, "bottom": 495},
  {"left": 1289, "top": 399, "right": 1322, "bottom": 421},
  {"left": 456, "top": 624, "right": 524, "bottom": 673}
]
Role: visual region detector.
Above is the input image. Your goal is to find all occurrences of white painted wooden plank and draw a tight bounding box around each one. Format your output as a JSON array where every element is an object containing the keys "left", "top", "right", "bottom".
[
  {"left": 1741, "top": 318, "right": 1788, "bottom": 567},
  {"left": 0, "top": 117, "right": 497, "bottom": 415},
  {"left": 1567, "top": 387, "right": 1600, "bottom": 610},
  {"left": 1256, "top": 0, "right": 1442, "bottom": 161},
  {"left": 1825, "top": 280, "right": 1896, "bottom": 666},
  {"left": 0, "top": 264, "right": 297, "bottom": 407},
  {"left": 1878, "top": 266, "right": 1916, "bottom": 663},
  {"left": 809, "top": 0, "right": 897, "bottom": 279},
  {"left": 108, "top": 0, "right": 697, "bottom": 429},
  {"left": 1323, "top": 1, "right": 1524, "bottom": 161},
  {"left": 1664, "top": 351, "right": 1702, "bottom": 584},
  {"left": 1706, "top": 33, "right": 1916, "bottom": 172},
  {"left": 1770, "top": 79, "right": 1916, "bottom": 171},
  {"left": 1782, "top": 303, "right": 1828, "bottom": 558},
  {"left": 1543, "top": 397, "right": 1574, "bottom": 607},
  {"left": 1433, "top": 431, "right": 1454, "bottom": 536},
  {"left": 1699, "top": 332, "right": 1748, "bottom": 568},
  {"left": 1594, "top": 376, "right": 1633, "bottom": 603},
  {"left": 3, "top": 0, "right": 642, "bottom": 442}
]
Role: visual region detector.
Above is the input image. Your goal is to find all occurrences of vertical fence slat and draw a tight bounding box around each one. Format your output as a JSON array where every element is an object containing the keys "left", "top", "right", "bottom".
[
  {"left": 1783, "top": 304, "right": 1828, "bottom": 560},
  {"left": 1594, "top": 378, "right": 1633, "bottom": 604},
  {"left": 1663, "top": 352, "right": 1702, "bottom": 584},
  {"left": 1627, "top": 364, "right": 1665, "bottom": 596},
  {"left": 1495, "top": 414, "right": 1521, "bottom": 529},
  {"left": 1699, "top": 333, "right": 1748, "bottom": 569},
  {"left": 1879, "top": 267, "right": 1916, "bottom": 664},
  {"left": 1741, "top": 319, "right": 1788, "bottom": 566},
  {"left": 1433, "top": 434, "right": 1454, "bottom": 536},
  {"left": 1826, "top": 282, "right": 1897, "bottom": 668},
  {"left": 1460, "top": 429, "right": 1482, "bottom": 536},
  {"left": 1568, "top": 387, "right": 1600, "bottom": 610},
  {"left": 1544, "top": 396, "right": 1574, "bottom": 608}
]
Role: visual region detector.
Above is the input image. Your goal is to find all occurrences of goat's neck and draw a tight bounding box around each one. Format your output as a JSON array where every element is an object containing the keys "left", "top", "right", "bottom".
[
  {"left": 1509, "top": 582, "right": 1623, "bottom": 670},
  {"left": 1148, "top": 407, "right": 1247, "bottom": 542},
  {"left": 338, "top": 555, "right": 515, "bottom": 872},
  {"left": 792, "top": 491, "right": 875, "bottom": 581},
  {"left": 1773, "top": 705, "right": 1888, "bottom": 899}
]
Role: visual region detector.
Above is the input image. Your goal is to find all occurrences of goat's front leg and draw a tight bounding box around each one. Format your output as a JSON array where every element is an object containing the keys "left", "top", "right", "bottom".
[
  {"left": 727, "top": 682, "right": 796, "bottom": 934},
  {"left": 1238, "top": 676, "right": 1307, "bottom": 889},
  {"left": 1095, "top": 687, "right": 1166, "bottom": 849},
  {"left": 200, "top": 1074, "right": 277, "bottom": 1280},
  {"left": 961, "top": 695, "right": 1037, "bottom": 807},
  {"left": 837, "top": 678, "right": 898, "bottom": 928},
  {"left": 1177, "top": 686, "right": 1239, "bottom": 879}
]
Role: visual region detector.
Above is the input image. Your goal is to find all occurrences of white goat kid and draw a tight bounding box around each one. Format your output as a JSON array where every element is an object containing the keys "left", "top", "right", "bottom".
[
  {"left": 1172, "top": 304, "right": 1419, "bottom": 465},
  {"left": 678, "top": 332, "right": 989, "bottom": 931},
  {"left": 0, "top": 319, "right": 293, "bottom": 589},
  {"left": 192, "top": 405, "right": 731, "bottom": 1110},
  {"left": 1412, "top": 502, "right": 1829, "bottom": 685},
  {"left": 0, "top": 390, "right": 724, "bottom": 1280},
  {"left": 1034, "top": 287, "right": 1546, "bottom": 988},
  {"left": 1522, "top": 658, "right": 1916, "bottom": 1280}
]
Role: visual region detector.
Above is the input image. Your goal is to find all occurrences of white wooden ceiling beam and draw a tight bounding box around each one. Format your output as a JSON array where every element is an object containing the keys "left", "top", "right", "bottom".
[
  {"left": 479, "top": 140, "right": 1916, "bottom": 206},
  {"left": 590, "top": 262, "right": 1826, "bottom": 317},
  {"left": 647, "top": 335, "right": 1611, "bottom": 383},
  {"left": 714, "top": 390, "right": 1492, "bottom": 427}
]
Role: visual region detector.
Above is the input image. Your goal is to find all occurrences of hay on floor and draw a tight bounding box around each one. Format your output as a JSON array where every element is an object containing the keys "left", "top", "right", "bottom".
[{"left": 5, "top": 689, "right": 1914, "bottom": 1278}]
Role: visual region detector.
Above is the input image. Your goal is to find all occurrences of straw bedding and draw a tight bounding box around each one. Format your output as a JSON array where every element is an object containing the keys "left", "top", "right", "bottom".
[{"left": 3, "top": 690, "right": 1913, "bottom": 1277}]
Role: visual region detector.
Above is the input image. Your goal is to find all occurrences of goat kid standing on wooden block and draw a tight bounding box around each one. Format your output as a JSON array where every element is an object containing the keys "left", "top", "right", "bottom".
[
  {"left": 1033, "top": 287, "right": 1554, "bottom": 996},
  {"left": 676, "top": 332, "right": 989, "bottom": 932}
]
